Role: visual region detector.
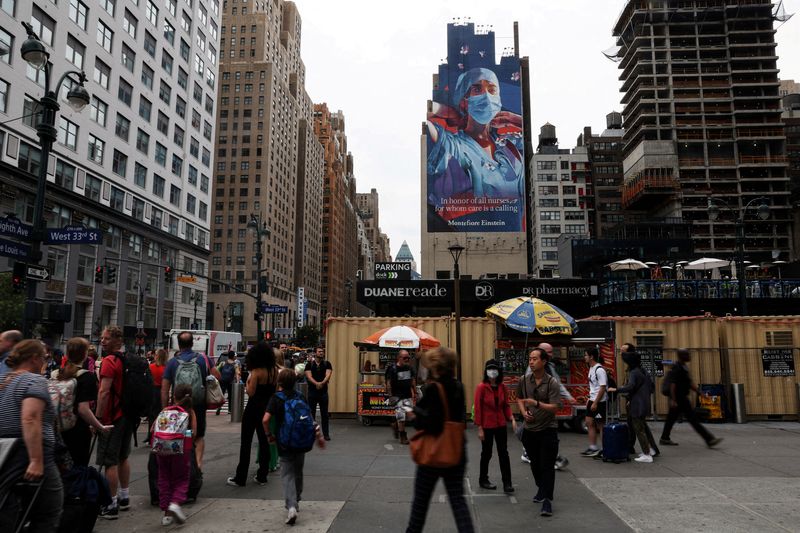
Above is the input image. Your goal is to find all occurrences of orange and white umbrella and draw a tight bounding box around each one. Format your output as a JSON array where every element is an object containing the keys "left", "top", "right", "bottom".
[{"left": 356, "top": 325, "right": 441, "bottom": 350}]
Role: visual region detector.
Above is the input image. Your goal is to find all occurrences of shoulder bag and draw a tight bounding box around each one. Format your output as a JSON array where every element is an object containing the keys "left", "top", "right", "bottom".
[{"left": 409, "top": 382, "right": 464, "bottom": 468}]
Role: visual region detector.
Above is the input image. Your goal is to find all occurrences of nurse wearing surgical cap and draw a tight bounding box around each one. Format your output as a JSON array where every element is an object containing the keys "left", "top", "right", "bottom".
[{"left": 427, "top": 67, "right": 524, "bottom": 200}]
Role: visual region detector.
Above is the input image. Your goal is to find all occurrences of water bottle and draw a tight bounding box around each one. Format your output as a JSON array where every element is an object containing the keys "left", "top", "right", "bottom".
[{"left": 185, "top": 429, "right": 192, "bottom": 438}]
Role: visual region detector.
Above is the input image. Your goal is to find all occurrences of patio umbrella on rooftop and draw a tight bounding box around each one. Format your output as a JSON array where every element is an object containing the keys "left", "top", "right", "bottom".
[
  {"left": 607, "top": 259, "right": 649, "bottom": 271},
  {"left": 684, "top": 257, "right": 731, "bottom": 270}
]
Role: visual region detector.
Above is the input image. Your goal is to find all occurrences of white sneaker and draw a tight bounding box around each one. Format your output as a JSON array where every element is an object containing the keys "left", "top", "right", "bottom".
[
  {"left": 168, "top": 503, "right": 186, "bottom": 524},
  {"left": 161, "top": 516, "right": 174, "bottom": 526},
  {"left": 634, "top": 453, "right": 653, "bottom": 463},
  {"left": 286, "top": 506, "right": 298, "bottom": 525},
  {"left": 521, "top": 453, "right": 531, "bottom": 464}
]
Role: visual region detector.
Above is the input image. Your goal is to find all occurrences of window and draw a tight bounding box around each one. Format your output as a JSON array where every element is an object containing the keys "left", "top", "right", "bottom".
[
  {"left": 110, "top": 186, "right": 125, "bottom": 210},
  {"left": 90, "top": 96, "right": 107, "bottom": 126},
  {"left": 31, "top": 6, "right": 55, "bottom": 46},
  {"left": 154, "top": 142, "right": 167, "bottom": 166},
  {"left": 541, "top": 238, "right": 559, "bottom": 247},
  {"left": 186, "top": 194, "right": 196, "bottom": 215},
  {"left": 565, "top": 211, "right": 585, "bottom": 220},
  {"left": 561, "top": 161, "right": 570, "bottom": 170},
  {"left": 198, "top": 202, "right": 207, "bottom": 221},
  {"left": 123, "top": 9, "right": 138, "bottom": 38},
  {"left": 55, "top": 160, "right": 76, "bottom": 189},
  {"left": 536, "top": 161, "right": 556, "bottom": 170},
  {"left": 180, "top": 38, "right": 190, "bottom": 61},
  {"left": 201, "top": 148, "right": 210, "bottom": 167},
  {"left": 94, "top": 59, "right": 110, "bottom": 90},
  {"left": 194, "top": 54, "right": 204, "bottom": 75},
  {"left": 173, "top": 125, "right": 185, "bottom": 147},
  {"left": 0, "top": 79, "right": 8, "bottom": 114},
  {"left": 18, "top": 142, "right": 42, "bottom": 176},
  {"left": 562, "top": 186, "right": 576, "bottom": 195},
  {"left": 136, "top": 128, "right": 150, "bottom": 154},
  {"left": 134, "top": 162, "right": 147, "bottom": 188},
  {"left": 187, "top": 165, "right": 197, "bottom": 185},
  {"left": 144, "top": 31, "right": 156, "bottom": 57},
  {"left": 1, "top": 0, "right": 14, "bottom": 16},
  {"left": 193, "top": 82, "right": 202, "bottom": 103},
  {"left": 564, "top": 224, "right": 585, "bottom": 234},
  {"left": 181, "top": 10, "right": 191, "bottom": 33},
  {"left": 166, "top": 0, "right": 176, "bottom": 17},
  {"left": 200, "top": 174, "right": 209, "bottom": 193},
  {"left": 163, "top": 20, "right": 175, "bottom": 45},
  {"left": 159, "top": 80, "right": 171, "bottom": 105},
  {"left": 65, "top": 35, "right": 85, "bottom": 69},
  {"left": 146, "top": 0, "right": 158, "bottom": 26},
  {"left": 141, "top": 64, "right": 154, "bottom": 89},
  {"left": 175, "top": 97, "right": 186, "bottom": 118},
  {"left": 191, "top": 109, "right": 200, "bottom": 130},
  {"left": 88, "top": 135, "right": 105, "bottom": 164},
  {"left": 171, "top": 154, "right": 183, "bottom": 176},
  {"left": 203, "top": 121, "right": 212, "bottom": 140},
  {"left": 542, "top": 251, "right": 559, "bottom": 261},
  {"left": 170, "top": 185, "right": 181, "bottom": 207},
  {"left": 57, "top": 117, "right": 78, "bottom": 150},
  {"left": 77, "top": 256, "right": 94, "bottom": 284},
  {"left": 161, "top": 51, "right": 173, "bottom": 75},
  {"left": 118, "top": 78, "right": 133, "bottom": 106},
  {"left": 151, "top": 206, "right": 162, "bottom": 228},
  {"left": 115, "top": 113, "right": 130, "bottom": 140},
  {"left": 152, "top": 174, "right": 165, "bottom": 197},
  {"left": 132, "top": 198, "right": 145, "bottom": 221},
  {"left": 0, "top": 28, "right": 11, "bottom": 65},
  {"left": 177, "top": 68, "right": 188, "bottom": 90},
  {"left": 112, "top": 149, "right": 127, "bottom": 177},
  {"left": 139, "top": 97, "right": 152, "bottom": 121},
  {"left": 22, "top": 99, "right": 40, "bottom": 128},
  {"left": 121, "top": 43, "right": 135, "bottom": 72},
  {"left": 540, "top": 211, "right": 561, "bottom": 221},
  {"left": 157, "top": 111, "right": 169, "bottom": 135},
  {"left": 96, "top": 21, "right": 113, "bottom": 53},
  {"left": 84, "top": 174, "right": 101, "bottom": 201},
  {"left": 101, "top": 0, "right": 115, "bottom": 16}
]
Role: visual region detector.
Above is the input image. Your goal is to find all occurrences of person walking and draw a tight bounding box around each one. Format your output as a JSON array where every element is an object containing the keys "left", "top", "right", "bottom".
[
  {"left": 0, "top": 339, "right": 64, "bottom": 532},
  {"left": 153, "top": 384, "right": 196, "bottom": 526},
  {"left": 146, "top": 349, "right": 169, "bottom": 444},
  {"left": 227, "top": 342, "right": 277, "bottom": 486},
  {"left": 305, "top": 346, "right": 332, "bottom": 441},
  {"left": 216, "top": 351, "right": 239, "bottom": 416},
  {"left": 609, "top": 350, "right": 656, "bottom": 463},
  {"left": 580, "top": 347, "right": 607, "bottom": 458},
  {"left": 516, "top": 347, "right": 561, "bottom": 517},
  {"left": 405, "top": 347, "right": 474, "bottom": 533},
  {"left": 0, "top": 329, "right": 23, "bottom": 378},
  {"left": 619, "top": 343, "right": 659, "bottom": 457},
  {"left": 263, "top": 368, "right": 326, "bottom": 525},
  {"left": 660, "top": 349, "right": 722, "bottom": 448},
  {"left": 386, "top": 349, "right": 417, "bottom": 445},
  {"left": 474, "top": 358, "right": 515, "bottom": 493}
]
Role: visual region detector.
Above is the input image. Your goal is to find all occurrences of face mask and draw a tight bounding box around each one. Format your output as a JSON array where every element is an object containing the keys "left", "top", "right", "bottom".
[
  {"left": 486, "top": 369, "right": 499, "bottom": 380},
  {"left": 467, "top": 92, "right": 502, "bottom": 125}
]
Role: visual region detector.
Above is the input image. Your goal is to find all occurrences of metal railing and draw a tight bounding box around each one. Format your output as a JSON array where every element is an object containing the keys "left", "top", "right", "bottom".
[{"left": 599, "top": 279, "right": 800, "bottom": 305}]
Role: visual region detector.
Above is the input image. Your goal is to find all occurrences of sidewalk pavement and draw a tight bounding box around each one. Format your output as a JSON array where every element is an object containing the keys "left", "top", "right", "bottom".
[{"left": 95, "top": 414, "right": 800, "bottom": 532}]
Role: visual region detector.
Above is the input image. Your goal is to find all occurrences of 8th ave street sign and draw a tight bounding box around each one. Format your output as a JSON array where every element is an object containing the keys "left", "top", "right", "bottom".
[{"left": 374, "top": 262, "right": 412, "bottom": 281}]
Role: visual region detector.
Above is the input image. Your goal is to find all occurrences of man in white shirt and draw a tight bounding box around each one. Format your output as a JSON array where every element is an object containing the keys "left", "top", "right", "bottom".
[{"left": 581, "top": 347, "right": 607, "bottom": 457}]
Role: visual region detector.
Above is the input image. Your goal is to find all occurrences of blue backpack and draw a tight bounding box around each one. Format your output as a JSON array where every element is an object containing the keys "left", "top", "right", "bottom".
[{"left": 276, "top": 391, "right": 315, "bottom": 453}]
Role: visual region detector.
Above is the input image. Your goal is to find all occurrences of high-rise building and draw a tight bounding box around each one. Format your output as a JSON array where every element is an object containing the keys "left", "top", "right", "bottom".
[
  {"left": 613, "top": 0, "right": 793, "bottom": 261},
  {"left": 783, "top": 93, "right": 800, "bottom": 259},
  {"left": 529, "top": 124, "right": 591, "bottom": 278},
  {"left": 356, "top": 187, "right": 393, "bottom": 271},
  {"left": 377, "top": 232, "right": 391, "bottom": 263},
  {"left": 0, "top": 0, "right": 219, "bottom": 345},
  {"left": 209, "top": 0, "right": 323, "bottom": 339},
  {"left": 780, "top": 79, "right": 800, "bottom": 97}
]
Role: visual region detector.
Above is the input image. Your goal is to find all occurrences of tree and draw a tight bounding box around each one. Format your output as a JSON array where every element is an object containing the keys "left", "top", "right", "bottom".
[
  {"left": 294, "top": 325, "right": 320, "bottom": 347},
  {"left": 0, "top": 272, "right": 25, "bottom": 331}
]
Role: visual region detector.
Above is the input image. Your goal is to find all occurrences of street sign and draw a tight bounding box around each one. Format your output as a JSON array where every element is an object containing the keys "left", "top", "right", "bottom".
[
  {"left": 26, "top": 265, "right": 50, "bottom": 282},
  {"left": 260, "top": 303, "right": 288, "bottom": 314},
  {"left": 45, "top": 225, "right": 102, "bottom": 244},
  {"left": 0, "top": 238, "right": 31, "bottom": 259},
  {"left": 274, "top": 328, "right": 293, "bottom": 336},
  {"left": 177, "top": 275, "right": 197, "bottom": 283},
  {"left": 374, "top": 262, "right": 412, "bottom": 280},
  {"left": 136, "top": 320, "right": 144, "bottom": 329},
  {"left": 297, "top": 287, "right": 305, "bottom": 328},
  {"left": 0, "top": 215, "right": 32, "bottom": 239}
]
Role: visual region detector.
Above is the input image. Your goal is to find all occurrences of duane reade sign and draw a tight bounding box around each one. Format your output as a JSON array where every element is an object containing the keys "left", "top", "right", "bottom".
[{"left": 374, "top": 262, "right": 412, "bottom": 280}]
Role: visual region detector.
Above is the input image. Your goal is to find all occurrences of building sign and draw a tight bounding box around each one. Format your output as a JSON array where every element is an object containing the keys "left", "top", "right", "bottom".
[
  {"left": 761, "top": 348, "right": 795, "bottom": 377},
  {"left": 297, "top": 287, "right": 305, "bottom": 328},
  {"left": 426, "top": 23, "right": 526, "bottom": 234},
  {"left": 637, "top": 347, "right": 664, "bottom": 378},
  {"left": 374, "top": 262, "right": 412, "bottom": 280}
]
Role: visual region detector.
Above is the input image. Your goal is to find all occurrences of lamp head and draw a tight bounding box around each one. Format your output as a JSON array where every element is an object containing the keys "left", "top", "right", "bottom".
[
  {"left": 448, "top": 244, "right": 465, "bottom": 265},
  {"left": 756, "top": 202, "right": 770, "bottom": 221},
  {"left": 707, "top": 200, "right": 721, "bottom": 222},
  {"left": 21, "top": 26, "right": 48, "bottom": 69},
  {"left": 66, "top": 83, "right": 90, "bottom": 112}
]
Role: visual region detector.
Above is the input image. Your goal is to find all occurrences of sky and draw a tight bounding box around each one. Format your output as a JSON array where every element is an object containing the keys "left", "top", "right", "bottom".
[{"left": 294, "top": 0, "right": 800, "bottom": 266}]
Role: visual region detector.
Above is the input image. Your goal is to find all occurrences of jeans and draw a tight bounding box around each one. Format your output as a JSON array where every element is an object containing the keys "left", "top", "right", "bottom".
[
  {"left": 308, "top": 392, "right": 330, "bottom": 437},
  {"left": 279, "top": 452, "right": 305, "bottom": 510},
  {"left": 156, "top": 453, "right": 190, "bottom": 511},
  {"left": 479, "top": 426, "right": 511, "bottom": 485},
  {"left": 0, "top": 464, "right": 63, "bottom": 533},
  {"left": 406, "top": 462, "right": 474, "bottom": 533},
  {"left": 661, "top": 397, "right": 715, "bottom": 444},
  {"left": 521, "top": 428, "right": 559, "bottom": 501},
  {"left": 233, "top": 402, "right": 270, "bottom": 484}
]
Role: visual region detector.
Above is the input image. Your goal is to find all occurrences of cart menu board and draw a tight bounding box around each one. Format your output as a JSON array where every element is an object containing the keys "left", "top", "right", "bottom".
[
  {"left": 637, "top": 347, "right": 664, "bottom": 377},
  {"left": 761, "top": 348, "right": 796, "bottom": 377},
  {"left": 494, "top": 349, "right": 528, "bottom": 375},
  {"left": 357, "top": 384, "right": 395, "bottom": 417}
]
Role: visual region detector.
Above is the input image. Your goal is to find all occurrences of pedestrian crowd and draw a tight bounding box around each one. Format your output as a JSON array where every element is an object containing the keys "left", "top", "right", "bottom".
[{"left": 0, "top": 324, "right": 723, "bottom": 532}]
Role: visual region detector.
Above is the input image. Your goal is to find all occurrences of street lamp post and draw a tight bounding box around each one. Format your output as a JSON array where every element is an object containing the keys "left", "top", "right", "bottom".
[
  {"left": 448, "top": 244, "right": 465, "bottom": 381},
  {"left": 247, "top": 213, "right": 270, "bottom": 341},
  {"left": 344, "top": 279, "right": 353, "bottom": 316},
  {"left": 190, "top": 290, "right": 202, "bottom": 329},
  {"left": 19, "top": 22, "right": 91, "bottom": 337},
  {"left": 708, "top": 196, "right": 770, "bottom": 316}
]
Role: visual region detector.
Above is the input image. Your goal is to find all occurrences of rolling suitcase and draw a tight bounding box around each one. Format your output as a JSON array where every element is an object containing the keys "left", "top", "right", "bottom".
[{"left": 602, "top": 396, "right": 630, "bottom": 463}]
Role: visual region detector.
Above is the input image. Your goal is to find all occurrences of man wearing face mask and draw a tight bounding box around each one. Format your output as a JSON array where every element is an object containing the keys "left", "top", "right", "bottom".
[
  {"left": 305, "top": 346, "right": 332, "bottom": 441},
  {"left": 426, "top": 67, "right": 524, "bottom": 222},
  {"left": 385, "top": 350, "right": 416, "bottom": 445}
]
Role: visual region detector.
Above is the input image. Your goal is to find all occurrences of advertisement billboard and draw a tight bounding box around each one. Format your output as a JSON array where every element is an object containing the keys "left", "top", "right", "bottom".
[{"left": 426, "top": 23, "right": 526, "bottom": 233}]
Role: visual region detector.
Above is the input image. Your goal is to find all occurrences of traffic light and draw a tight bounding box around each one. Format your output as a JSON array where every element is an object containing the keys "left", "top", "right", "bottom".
[
  {"left": 12, "top": 261, "right": 25, "bottom": 292},
  {"left": 164, "top": 266, "right": 173, "bottom": 283},
  {"left": 94, "top": 266, "right": 104, "bottom": 283},
  {"left": 106, "top": 265, "right": 117, "bottom": 284},
  {"left": 264, "top": 330, "right": 274, "bottom": 341}
]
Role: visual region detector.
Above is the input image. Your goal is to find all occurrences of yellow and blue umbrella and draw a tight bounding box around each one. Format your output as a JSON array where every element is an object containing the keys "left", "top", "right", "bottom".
[{"left": 485, "top": 297, "right": 578, "bottom": 336}]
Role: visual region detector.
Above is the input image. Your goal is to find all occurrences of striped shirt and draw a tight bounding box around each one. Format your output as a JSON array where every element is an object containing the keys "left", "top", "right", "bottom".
[{"left": 0, "top": 372, "right": 57, "bottom": 465}]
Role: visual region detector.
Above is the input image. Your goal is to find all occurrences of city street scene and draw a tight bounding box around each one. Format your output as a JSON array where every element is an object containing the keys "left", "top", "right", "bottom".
[{"left": 1, "top": 0, "right": 800, "bottom": 532}]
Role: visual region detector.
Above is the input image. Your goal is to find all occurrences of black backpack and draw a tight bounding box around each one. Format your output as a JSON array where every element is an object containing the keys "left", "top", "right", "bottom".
[
  {"left": 660, "top": 370, "right": 673, "bottom": 397},
  {"left": 114, "top": 352, "right": 153, "bottom": 420}
]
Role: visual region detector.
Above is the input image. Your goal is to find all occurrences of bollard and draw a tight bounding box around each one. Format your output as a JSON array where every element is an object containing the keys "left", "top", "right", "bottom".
[
  {"left": 230, "top": 382, "right": 245, "bottom": 423},
  {"left": 730, "top": 383, "right": 747, "bottom": 424}
]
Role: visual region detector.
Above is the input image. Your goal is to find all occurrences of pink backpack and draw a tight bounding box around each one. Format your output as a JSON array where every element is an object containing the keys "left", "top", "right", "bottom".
[{"left": 152, "top": 405, "right": 190, "bottom": 456}]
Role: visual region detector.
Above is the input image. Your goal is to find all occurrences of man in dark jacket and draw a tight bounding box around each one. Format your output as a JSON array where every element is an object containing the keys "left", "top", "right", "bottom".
[
  {"left": 659, "top": 349, "right": 722, "bottom": 448},
  {"left": 610, "top": 351, "right": 658, "bottom": 463}
]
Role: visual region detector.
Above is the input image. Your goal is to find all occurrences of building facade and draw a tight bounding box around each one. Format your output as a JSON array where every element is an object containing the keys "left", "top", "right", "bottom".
[
  {"left": 784, "top": 93, "right": 800, "bottom": 260},
  {"left": 209, "top": 0, "right": 323, "bottom": 340},
  {"left": 0, "top": 0, "right": 220, "bottom": 346},
  {"left": 356, "top": 187, "right": 391, "bottom": 270},
  {"left": 613, "top": 0, "right": 793, "bottom": 262}
]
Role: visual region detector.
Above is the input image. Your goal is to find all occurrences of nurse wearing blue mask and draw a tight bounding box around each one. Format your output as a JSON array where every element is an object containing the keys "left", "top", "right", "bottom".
[{"left": 427, "top": 67, "right": 523, "bottom": 201}]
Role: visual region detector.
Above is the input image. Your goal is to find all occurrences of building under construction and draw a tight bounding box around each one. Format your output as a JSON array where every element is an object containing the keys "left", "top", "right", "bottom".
[{"left": 613, "top": 0, "right": 793, "bottom": 263}]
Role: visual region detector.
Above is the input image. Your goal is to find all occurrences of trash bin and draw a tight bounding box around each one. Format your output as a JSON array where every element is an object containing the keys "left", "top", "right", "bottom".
[
  {"left": 230, "top": 382, "right": 245, "bottom": 423},
  {"left": 730, "top": 383, "right": 746, "bottom": 424}
]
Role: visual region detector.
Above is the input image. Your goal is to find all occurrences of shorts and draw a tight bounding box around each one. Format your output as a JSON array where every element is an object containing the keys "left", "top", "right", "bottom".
[
  {"left": 195, "top": 403, "right": 207, "bottom": 439},
  {"left": 96, "top": 417, "right": 133, "bottom": 467},
  {"left": 585, "top": 400, "right": 607, "bottom": 423}
]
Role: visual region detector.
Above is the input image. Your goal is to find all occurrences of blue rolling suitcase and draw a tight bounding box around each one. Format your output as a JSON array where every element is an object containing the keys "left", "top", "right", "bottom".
[{"left": 602, "top": 397, "right": 630, "bottom": 463}]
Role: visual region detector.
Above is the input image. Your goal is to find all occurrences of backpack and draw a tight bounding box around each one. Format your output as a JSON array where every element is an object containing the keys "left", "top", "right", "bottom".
[
  {"left": 151, "top": 406, "right": 190, "bottom": 456},
  {"left": 219, "top": 361, "right": 236, "bottom": 383},
  {"left": 48, "top": 369, "right": 88, "bottom": 432},
  {"left": 276, "top": 390, "right": 316, "bottom": 453},
  {"left": 174, "top": 353, "right": 205, "bottom": 405},
  {"left": 115, "top": 352, "right": 154, "bottom": 420}
]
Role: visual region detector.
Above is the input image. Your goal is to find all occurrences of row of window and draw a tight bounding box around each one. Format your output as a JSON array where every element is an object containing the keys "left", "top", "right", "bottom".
[{"left": 539, "top": 211, "right": 586, "bottom": 221}]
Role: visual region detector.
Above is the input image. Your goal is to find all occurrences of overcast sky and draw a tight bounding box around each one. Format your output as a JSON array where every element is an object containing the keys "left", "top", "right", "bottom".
[{"left": 295, "top": 0, "right": 800, "bottom": 265}]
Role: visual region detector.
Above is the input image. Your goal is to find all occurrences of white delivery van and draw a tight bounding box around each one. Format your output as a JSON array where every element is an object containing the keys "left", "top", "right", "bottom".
[{"left": 168, "top": 330, "right": 243, "bottom": 363}]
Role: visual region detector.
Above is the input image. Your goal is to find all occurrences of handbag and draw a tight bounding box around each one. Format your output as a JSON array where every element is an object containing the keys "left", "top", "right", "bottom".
[
  {"left": 409, "top": 382, "right": 464, "bottom": 468},
  {"left": 204, "top": 375, "right": 225, "bottom": 409}
]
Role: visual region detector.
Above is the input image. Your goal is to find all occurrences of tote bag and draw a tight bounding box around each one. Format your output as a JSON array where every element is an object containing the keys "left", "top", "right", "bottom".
[{"left": 409, "top": 382, "right": 464, "bottom": 468}]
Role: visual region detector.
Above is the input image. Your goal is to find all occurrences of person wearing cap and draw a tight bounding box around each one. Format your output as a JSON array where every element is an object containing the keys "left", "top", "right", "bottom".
[
  {"left": 474, "top": 359, "right": 515, "bottom": 493},
  {"left": 659, "top": 349, "right": 722, "bottom": 448}
]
